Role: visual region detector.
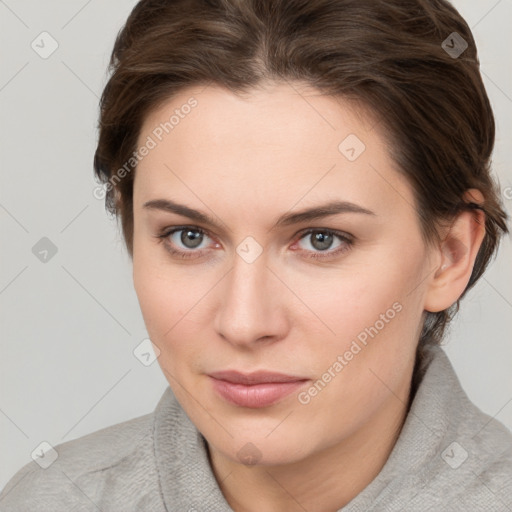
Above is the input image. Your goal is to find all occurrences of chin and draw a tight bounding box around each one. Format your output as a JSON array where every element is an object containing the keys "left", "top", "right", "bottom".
[{"left": 209, "top": 430, "right": 316, "bottom": 468}]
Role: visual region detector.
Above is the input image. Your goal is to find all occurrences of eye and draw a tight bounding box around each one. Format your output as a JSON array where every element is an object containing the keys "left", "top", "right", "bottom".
[
  {"left": 292, "top": 229, "right": 354, "bottom": 260},
  {"left": 171, "top": 227, "right": 207, "bottom": 249},
  {"left": 155, "top": 226, "right": 354, "bottom": 261},
  {"left": 156, "top": 226, "right": 217, "bottom": 259}
]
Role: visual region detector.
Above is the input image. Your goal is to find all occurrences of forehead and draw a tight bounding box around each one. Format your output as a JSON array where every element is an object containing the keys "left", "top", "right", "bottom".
[
  {"left": 134, "top": 82, "right": 416, "bottom": 222},
  {"left": 140, "top": 81, "right": 375, "bottom": 154}
]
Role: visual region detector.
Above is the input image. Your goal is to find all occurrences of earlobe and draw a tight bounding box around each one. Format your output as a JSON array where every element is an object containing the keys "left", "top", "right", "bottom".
[{"left": 424, "top": 189, "right": 486, "bottom": 313}]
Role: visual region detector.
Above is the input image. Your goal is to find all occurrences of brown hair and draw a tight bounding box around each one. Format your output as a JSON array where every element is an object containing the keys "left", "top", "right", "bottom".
[{"left": 93, "top": 0, "right": 508, "bottom": 348}]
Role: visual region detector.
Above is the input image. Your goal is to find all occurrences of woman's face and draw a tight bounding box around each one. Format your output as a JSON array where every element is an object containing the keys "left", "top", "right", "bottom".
[{"left": 132, "top": 82, "right": 436, "bottom": 466}]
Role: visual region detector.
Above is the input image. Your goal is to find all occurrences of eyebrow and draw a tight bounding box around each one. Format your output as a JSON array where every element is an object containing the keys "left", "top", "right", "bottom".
[{"left": 142, "top": 198, "right": 376, "bottom": 231}]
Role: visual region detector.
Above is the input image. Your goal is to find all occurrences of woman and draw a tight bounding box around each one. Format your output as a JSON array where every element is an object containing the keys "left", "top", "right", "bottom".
[{"left": 1, "top": 0, "right": 511, "bottom": 510}]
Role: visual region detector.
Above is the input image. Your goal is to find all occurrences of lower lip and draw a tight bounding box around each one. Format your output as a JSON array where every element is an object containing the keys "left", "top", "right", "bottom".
[{"left": 209, "top": 377, "right": 308, "bottom": 408}]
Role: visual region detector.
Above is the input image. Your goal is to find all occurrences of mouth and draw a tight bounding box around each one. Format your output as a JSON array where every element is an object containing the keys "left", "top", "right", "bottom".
[{"left": 208, "top": 370, "right": 310, "bottom": 408}]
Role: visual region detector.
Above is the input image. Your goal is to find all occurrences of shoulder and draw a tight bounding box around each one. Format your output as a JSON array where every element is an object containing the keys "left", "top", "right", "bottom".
[
  {"left": 417, "top": 346, "right": 512, "bottom": 509},
  {"left": 447, "top": 404, "right": 512, "bottom": 510},
  {"left": 429, "top": 426, "right": 512, "bottom": 511},
  {"left": 0, "top": 412, "right": 158, "bottom": 512}
]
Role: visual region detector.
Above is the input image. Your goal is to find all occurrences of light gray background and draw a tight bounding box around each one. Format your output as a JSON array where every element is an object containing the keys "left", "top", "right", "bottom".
[{"left": 1, "top": 0, "right": 511, "bottom": 492}]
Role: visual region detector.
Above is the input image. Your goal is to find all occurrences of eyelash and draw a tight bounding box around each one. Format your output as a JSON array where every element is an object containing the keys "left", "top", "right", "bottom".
[{"left": 155, "top": 225, "right": 354, "bottom": 261}]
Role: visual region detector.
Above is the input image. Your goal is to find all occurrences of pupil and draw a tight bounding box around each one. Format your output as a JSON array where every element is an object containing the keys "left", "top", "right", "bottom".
[
  {"left": 182, "top": 230, "right": 202, "bottom": 249},
  {"left": 313, "top": 232, "right": 332, "bottom": 251}
]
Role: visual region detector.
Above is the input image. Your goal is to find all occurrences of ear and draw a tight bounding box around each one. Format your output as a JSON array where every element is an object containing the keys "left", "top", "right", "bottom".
[{"left": 424, "top": 189, "right": 486, "bottom": 313}]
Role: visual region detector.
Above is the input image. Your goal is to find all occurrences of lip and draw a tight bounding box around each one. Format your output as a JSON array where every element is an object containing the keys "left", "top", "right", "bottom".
[{"left": 208, "top": 370, "right": 309, "bottom": 408}]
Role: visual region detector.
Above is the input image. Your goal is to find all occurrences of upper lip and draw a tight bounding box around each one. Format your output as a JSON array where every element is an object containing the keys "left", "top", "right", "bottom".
[{"left": 208, "top": 370, "right": 308, "bottom": 385}]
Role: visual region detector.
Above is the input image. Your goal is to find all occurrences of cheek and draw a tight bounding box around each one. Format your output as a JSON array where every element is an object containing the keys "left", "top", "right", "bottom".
[
  {"left": 133, "top": 264, "right": 198, "bottom": 387},
  {"left": 132, "top": 243, "right": 217, "bottom": 375},
  {"left": 299, "top": 243, "right": 427, "bottom": 396},
  {"left": 134, "top": 267, "right": 190, "bottom": 340},
  {"left": 298, "top": 291, "right": 421, "bottom": 441},
  {"left": 133, "top": 241, "right": 182, "bottom": 340},
  {"left": 299, "top": 254, "right": 422, "bottom": 352}
]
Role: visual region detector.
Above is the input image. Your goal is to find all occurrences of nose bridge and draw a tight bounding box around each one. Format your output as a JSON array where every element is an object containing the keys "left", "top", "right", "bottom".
[{"left": 214, "top": 242, "right": 285, "bottom": 345}]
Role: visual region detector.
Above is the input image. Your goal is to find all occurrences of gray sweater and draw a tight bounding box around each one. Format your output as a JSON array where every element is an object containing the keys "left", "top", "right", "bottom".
[{"left": 1, "top": 346, "right": 511, "bottom": 511}]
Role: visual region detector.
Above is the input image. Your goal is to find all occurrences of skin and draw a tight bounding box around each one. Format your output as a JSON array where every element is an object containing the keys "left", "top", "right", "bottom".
[{"left": 131, "top": 81, "right": 485, "bottom": 512}]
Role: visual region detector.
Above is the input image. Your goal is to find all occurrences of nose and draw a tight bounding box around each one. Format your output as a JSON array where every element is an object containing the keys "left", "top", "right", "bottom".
[{"left": 213, "top": 247, "right": 290, "bottom": 349}]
